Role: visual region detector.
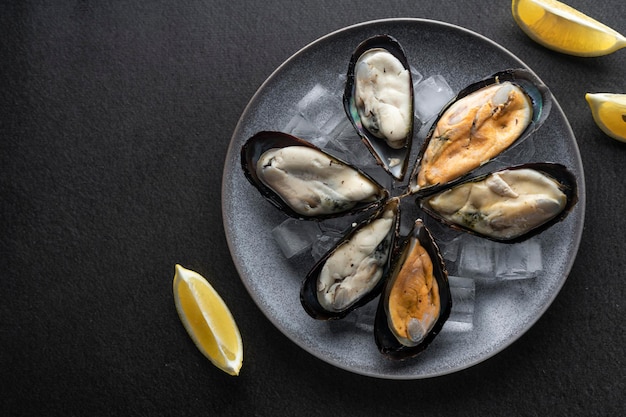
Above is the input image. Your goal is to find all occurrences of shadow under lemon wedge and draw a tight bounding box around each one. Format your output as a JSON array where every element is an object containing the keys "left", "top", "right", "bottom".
[
  {"left": 173, "top": 264, "right": 243, "bottom": 376},
  {"left": 585, "top": 93, "right": 626, "bottom": 142},
  {"left": 512, "top": 0, "right": 626, "bottom": 56}
]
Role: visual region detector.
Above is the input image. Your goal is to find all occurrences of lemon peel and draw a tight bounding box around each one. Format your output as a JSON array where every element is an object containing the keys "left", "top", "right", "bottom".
[
  {"left": 512, "top": 0, "right": 626, "bottom": 57},
  {"left": 173, "top": 264, "right": 243, "bottom": 376},
  {"left": 585, "top": 93, "right": 626, "bottom": 142}
]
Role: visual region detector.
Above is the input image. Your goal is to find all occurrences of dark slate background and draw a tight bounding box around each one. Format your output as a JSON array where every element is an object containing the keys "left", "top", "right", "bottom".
[{"left": 1, "top": 1, "right": 624, "bottom": 416}]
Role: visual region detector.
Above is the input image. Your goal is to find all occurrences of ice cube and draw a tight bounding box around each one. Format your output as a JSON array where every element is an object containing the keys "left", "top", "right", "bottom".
[
  {"left": 271, "top": 218, "right": 321, "bottom": 259},
  {"left": 320, "top": 111, "right": 349, "bottom": 137},
  {"left": 297, "top": 83, "right": 330, "bottom": 112},
  {"left": 413, "top": 75, "right": 455, "bottom": 122},
  {"left": 417, "top": 116, "right": 436, "bottom": 141},
  {"left": 323, "top": 118, "right": 378, "bottom": 169},
  {"left": 310, "top": 215, "right": 361, "bottom": 262},
  {"left": 334, "top": 135, "right": 376, "bottom": 168},
  {"left": 448, "top": 276, "right": 475, "bottom": 325},
  {"left": 442, "top": 320, "right": 474, "bottom": 333},
  {"left": 318, "top": 214, "right": 360, "bottom": 235},
  {"left": 297, "top": 83, "right": 343, "bottom": 133},
  {"left": 457, "top": 237, "right": 496, "bottom": 279},
  {"left": 494, "top": 238, "right": 543, "bottom": 280},
  {"left": 330, "top": 73, "right": 347, "bottom": 98},
  {"left": 410, "top": 65, "right": 424, "bottom": 86},
  {"left": 353, "top": 298, "right": 379, "bottom": 333},
  {"left": 310, "top": 233, "right": 341, "bottom": 262},
  {"left": 456, "top": 235, "right": 543, "bottom": 281},
  {"left": 284, "top": 113, "right": 323, "bottom": 142},
  {"left": 441, "top": 236, "right": 462, "bottom": 263},
  {"left": 327, "top": 115, "right": 355, "bottom": 141}
]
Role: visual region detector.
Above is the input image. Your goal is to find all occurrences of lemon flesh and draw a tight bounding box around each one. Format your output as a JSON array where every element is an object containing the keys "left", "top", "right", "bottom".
[
  {"left": 173, "top": 264, "right": 243, "bottom": 376},
  {"left": 512, "top": 0, "right": 626, "bottom": 56},
  {"left": 585, "top": 93, "right": 626, "bottom": 142}
]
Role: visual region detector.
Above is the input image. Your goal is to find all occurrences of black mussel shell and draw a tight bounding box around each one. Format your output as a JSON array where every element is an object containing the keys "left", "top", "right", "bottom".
[
  {"left": 374, "top": 219, "right": 451, "bottom": 360},
  {"left": 300, "top": 197, "right": 400, "bottom": 320},
  {"left": 241, "top": 131, "right": 388, "bottom": 220},
  {"left": 344, "top": 34, "right": 414, "bottom": 181},
  {"left": 408, "top": 68, "right": 553, "bottom": 197},
  {"left": 419, "top": 162, "right": 578, "bottom": 243}
]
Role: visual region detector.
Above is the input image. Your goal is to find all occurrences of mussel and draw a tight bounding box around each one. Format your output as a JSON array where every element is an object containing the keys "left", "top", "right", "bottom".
[
  {"left": 374, "top": 219, "right": 451, "bottom": 360},
  {"left": 241, "top": 131, "right": 388, "bottom": 220},
  {"left": 419, "top": 163, "right": 578, "bottom": 243},
  {"left": 300, "top": 197, "right": 400, "bottom": 320},
  {"left": 344, "top": 34, "right": 414, "bottom": 181},
  {"left": 239, "top": 46, "right": 578, "bottom": 363},
  {"left": 408, "top": 68, "right": 552, "bottom": 196}
]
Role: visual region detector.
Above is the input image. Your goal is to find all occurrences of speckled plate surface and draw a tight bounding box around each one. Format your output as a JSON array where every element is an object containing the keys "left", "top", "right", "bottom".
[{"left": 222, "top": 18, "right": 585, "bottom": 379}]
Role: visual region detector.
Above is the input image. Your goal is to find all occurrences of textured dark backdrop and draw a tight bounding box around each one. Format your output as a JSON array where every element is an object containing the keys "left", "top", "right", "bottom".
[{"left": 1, "top": 1, "right": 624, "bottom": 416}]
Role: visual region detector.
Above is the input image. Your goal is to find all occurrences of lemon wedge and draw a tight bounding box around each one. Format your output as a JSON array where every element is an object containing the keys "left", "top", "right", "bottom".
[
  {"left": 512, "top": 0, "right": 626, "bottom": 56},
  {"left": 173, "top": 264, "right": 243, "bottom": 376},
  {"left": 585, "top": 93, "right": 626, "bottom": 142}
]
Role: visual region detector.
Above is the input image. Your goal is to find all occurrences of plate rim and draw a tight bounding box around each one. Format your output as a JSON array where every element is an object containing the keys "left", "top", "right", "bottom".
[{"left": 222, "top": 17, "right": 586, "bottom": 379}]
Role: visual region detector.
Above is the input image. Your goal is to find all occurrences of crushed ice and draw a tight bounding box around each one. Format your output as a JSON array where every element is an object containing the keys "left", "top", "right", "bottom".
[{"left": 270, "top": 71, "right": 542, "bottom": 330}]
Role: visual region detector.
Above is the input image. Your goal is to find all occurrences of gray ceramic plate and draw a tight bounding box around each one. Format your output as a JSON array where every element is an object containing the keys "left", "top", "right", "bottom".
[{"left": 222, "top": 18, "right": 585, "bottom": 379}]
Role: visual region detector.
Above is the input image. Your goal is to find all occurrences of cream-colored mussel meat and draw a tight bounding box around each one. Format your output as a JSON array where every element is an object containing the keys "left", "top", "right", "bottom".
[
  {"left": 256, "top": 146, "right": 382, "bottom": 216},
  {"left": 354, "top": 49, "right": 412, "bottom": 149},
  {"left": 317, "top": 207, "right": 395, "bottom": 312},
  {"left": 416, "top": 82, "right": 533, "bottom": 189},
  {"left": 425, "top": 168, "right": 567, "bottom": 240}
]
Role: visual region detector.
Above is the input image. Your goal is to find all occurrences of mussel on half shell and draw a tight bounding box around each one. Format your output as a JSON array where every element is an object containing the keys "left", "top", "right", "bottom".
[
  {"left": 300, "top": 197, "right": 400, "bottom": 320},
  {"left": 241, "top": 131, "right": 388, "bottom": 220},
  {"left": 419, "top": 162, "right": 578, "bottom": 243},
  {"left": 374, "top": 219, "right": 451, "bottom": 360},
  {"left": 344, "top": 34, "right": 414, "bottom": 181},
  {"left": 408, "top": 68, "right": 552, "bottom": 196}
]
